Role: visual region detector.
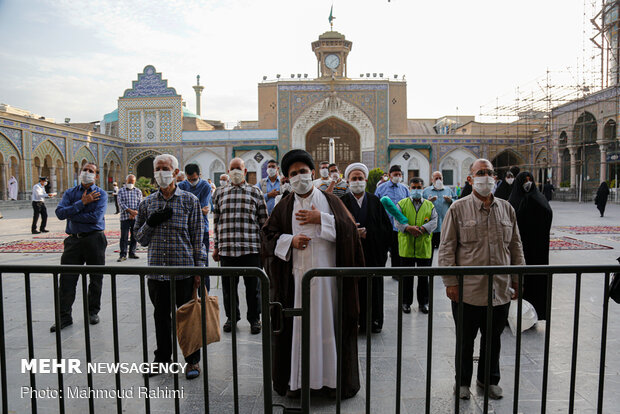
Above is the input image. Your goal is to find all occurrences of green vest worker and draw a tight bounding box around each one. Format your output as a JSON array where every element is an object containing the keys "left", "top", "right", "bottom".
[{"left": 394, "top": 177, "right": 438, "bottom": 314}]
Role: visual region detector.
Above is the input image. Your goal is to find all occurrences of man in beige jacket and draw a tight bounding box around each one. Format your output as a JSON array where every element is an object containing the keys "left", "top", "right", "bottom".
[{"left": 439, "top": 158, "right": 525, "bottom": 400}]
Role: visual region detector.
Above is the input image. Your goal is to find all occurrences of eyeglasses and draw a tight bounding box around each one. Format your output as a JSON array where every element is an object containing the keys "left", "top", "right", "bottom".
[{"left": 474, "top": 169, "right": 494, "bottom": 177}]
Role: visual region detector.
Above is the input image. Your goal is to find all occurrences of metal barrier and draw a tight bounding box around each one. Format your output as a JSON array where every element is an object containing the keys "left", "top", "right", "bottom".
[
  {"left": 0, "top": 265, "right": 272, "bottom": 414},
  {"left": 300, "top": 264, "right": 620, "bottom": 414}
]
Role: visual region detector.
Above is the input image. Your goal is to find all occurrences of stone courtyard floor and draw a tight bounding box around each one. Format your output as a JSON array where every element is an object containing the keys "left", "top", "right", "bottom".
[{"left": 0, "top": 200, "right": 619, "bottom": 413}]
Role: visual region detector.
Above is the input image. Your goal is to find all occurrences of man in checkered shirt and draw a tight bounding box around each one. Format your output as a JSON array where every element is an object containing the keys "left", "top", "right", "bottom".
[
  {"left": 135, "top": 154, "right": 206, "bottom": 380},
  {"left": 212, "top": 157, "right": 268, "bottom": 335},
  {"left": 116, "top": 174, "right": 142, "bottom": 262}
]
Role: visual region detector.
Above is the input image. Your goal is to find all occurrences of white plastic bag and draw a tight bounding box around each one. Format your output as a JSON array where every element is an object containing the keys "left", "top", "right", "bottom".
[{"left": 507, "top": 299, "right": 538, "bottom": 336}]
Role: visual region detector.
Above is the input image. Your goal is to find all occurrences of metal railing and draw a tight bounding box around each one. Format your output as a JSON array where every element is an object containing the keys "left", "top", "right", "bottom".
[
  {"left": 299, "top": 265, "right": 620, "bottom": 414},
  {"left": 0, "top": 265, "right": 272, "bottom": 414}
]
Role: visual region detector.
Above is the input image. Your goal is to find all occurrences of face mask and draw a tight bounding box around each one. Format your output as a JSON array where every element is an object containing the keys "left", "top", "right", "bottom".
[
  {"left": 505, "top": 178, "right": 514, "bottom": 185},
  {"left": 281, "top": 183, "right": 292, "bottom": 193},
  {"left": 433, "top": 179, "right": 444, "bottom": 190},
  {"left": 391, "top": 176, "right": 402, "bottom": 184},
  {"left": 330, "top": 172, "right": 339, "bottom": 181},
  {"left": 267, "top": 168, "right": 277, "bottom": 178},
  {"left": 80, "top": 171, "right": 96, "bottom": 185},
  {"left": 229, "top": 169, "right": 245, "bottom": 185},
  {"left": 220, "top": 180, "right": 228, "bottom": 186},
  {"left": 349, "top": 180, "right": 366, "bottom": 194},
  {"left": 154, "top": 171, "right": 175, "bottom": 188},
  {"left": 320, "top": 168, "right": 329, "bottom": 178},
  {"left": 523, "top": 181, "right": 533, "bottom": 192},
  {"left": 189, "top": 179, "right": 199, "bottom": 187},
  {"left": 290, "top": 173, "right": 313, "bottom": 195},
  {"left": 473, "top": 176, "right": 495, "bottom": 197},
  {"left": 126, "top": 183, "right": 135, "bottom": 190},
  {"left": 410, "top": 189, "right": 423, "bottom": 199}
]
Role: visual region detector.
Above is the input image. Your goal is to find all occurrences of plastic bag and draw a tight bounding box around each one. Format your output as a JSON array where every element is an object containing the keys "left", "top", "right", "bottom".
[{"left": 507, "top": 298, "right": 538, "bottom": 336}]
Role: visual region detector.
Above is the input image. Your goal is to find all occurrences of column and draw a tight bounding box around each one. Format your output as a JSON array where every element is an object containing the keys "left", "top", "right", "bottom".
[
  {"left": 569, "top": 146, "right": 577, "bottom": 189},
  {"left": 599, "top": 143, "right": 607, "bottom": 183},
  {"left": 557, "top": 151, "right": 564, "bottom": 184},
  {"left": 49, "top": 166, "right": 56, "bottom": 193},
  {"left": 3, "top": 163, "right": 9, "bottom": 200},
  {"left": 0, "top": 163, "right": 6, "bottom": 200}
]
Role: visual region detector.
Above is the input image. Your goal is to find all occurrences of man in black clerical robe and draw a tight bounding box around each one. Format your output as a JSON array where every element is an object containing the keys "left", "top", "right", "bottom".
[
  {"left": 340, "top": 162, "right": 392, "bottom": 333},
  {"left": 260, "top": 149, "right": 364, "bottom": 399}
]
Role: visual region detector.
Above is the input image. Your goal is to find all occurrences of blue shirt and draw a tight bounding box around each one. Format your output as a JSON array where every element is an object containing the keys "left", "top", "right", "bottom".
[
  {"left": 374, "top": 181, "right": 410, "bottom": 231},
  {"left": 178, "top": 179, "right": 211, "bottom": 231},
  {"left": 422, "top": 185, "right": 456, "bottom": 232},
  {"left": 256, "top": 176, "right": 280, "bottom": 215},
  {"left": 55, "top": 184, "right": 108, "bottom": 234}
]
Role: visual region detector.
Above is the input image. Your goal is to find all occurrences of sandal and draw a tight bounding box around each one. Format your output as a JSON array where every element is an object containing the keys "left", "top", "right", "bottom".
[{"left": 186, "top": 363, "right": 200, "bottom": 380}]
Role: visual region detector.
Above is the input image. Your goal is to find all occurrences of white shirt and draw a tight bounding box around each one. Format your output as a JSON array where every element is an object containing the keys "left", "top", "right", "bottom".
[
  {"left": 354, "top": 192, "right": 365, "bottom": 208},
  {"left": 32, "top": 183, "right": 48, "bottom": 202}
]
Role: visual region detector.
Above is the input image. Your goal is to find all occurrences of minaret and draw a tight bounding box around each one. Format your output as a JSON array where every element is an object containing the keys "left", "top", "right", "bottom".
[{"left": 192, "top": 75, "right": 204, "bottom": 116}]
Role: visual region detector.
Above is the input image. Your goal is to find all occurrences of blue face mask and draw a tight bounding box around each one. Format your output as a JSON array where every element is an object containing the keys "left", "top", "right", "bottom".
[{"left": 410, "top": 189, "right": 423, "bottom": 199}]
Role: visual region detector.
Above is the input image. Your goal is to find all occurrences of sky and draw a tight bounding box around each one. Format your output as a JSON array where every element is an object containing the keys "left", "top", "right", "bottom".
[{"left": 0, "top": 0, "right": 591, "bottom": 126}]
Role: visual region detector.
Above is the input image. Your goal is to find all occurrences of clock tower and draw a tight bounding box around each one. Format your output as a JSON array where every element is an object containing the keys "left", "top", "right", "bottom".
[{"left": 311, "top": 31, "right": 352, "bottom": 78}]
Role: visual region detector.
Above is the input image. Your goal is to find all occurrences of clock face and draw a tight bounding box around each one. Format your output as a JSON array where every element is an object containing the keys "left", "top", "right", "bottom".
[{"left": 325, "top": 54, "right": 340, "bottom": 70}]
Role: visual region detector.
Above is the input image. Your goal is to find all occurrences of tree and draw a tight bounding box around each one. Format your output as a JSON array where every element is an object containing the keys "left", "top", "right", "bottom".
[
  {"left": 367, "top": 167, "right": 384, "bottom": 194},
  {"left": 136, "top": 176, "right": 157, "bottom": 196}
]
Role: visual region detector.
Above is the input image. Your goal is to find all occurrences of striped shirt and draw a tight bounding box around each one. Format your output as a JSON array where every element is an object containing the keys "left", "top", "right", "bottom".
[
  {"left": 135, "top": 186, "right": 206, "bottom": 280},
  {"left": 213, "top": 183, "right": 268, "bottom": 257},
  {"left": 117, "top": 186, "right": 143, "bottom": 221}
]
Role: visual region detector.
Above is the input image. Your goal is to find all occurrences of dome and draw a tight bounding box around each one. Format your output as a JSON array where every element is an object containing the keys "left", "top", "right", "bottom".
[
  {"left": 103, "top": 108, "right": 118, "bottom": 123},
  {"left": 183, "top": 106, "right": 199, "bottom": 118}
]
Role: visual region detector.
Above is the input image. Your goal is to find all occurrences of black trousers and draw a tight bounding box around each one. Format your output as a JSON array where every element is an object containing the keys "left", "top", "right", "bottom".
[
  {"left": 220, "top": 254, "right": 261, "bottom": 323},
  {"left": 58, "top": 231, "right": 107, "bottom": 322},
  {"left": 147, "top": 277, "right": 200, "bottom": 364},
  {"left": 389, "top": 231, "right": 402, "bottom": 268},
  {"left": 400, "top": 257, "right": 430, "bottom": 307},
  {"left": 119, "top": 219, "right": 137, "bottom": 257},
  {"left": 358, "top": 276, "right": 384, "bottom": 329},
  {"left": 31, "top": 201, "right": 47, "bottom": 232},
  {"left": 114, "top": 195, "right": 119, "bottom": 213},
  {"left": 429, "top": 232, "right": 441, "bottom": 263},
  {"left": 451, "top": 301, "right": 510, "bottom": 386}
]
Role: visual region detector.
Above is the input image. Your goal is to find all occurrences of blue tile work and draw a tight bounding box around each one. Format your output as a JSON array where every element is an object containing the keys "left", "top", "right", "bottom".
[
  {"left": 32, "top": 132, "right": 66, "bottom": 158},
  {"left": 122, "top": 65, "right": 179, "bottom": 98},
  {"left": 0, "top": 126, "right": 23, "bottom": 153},
  {"left": 72, "top": 140, "right": 98, "bottom": 161}
]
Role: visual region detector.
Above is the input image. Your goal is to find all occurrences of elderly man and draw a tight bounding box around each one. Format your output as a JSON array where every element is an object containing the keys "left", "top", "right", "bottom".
[
  {"left": 52, "top": 163, "right": 107, "bottom": 332},
  {"left": 261, "top": 149, "right": 364, "bottom": 399},
  {"left": 219, "top": 174, "right": 229, "bottom": 187},
  {"left": 135, "top": 154, "right": 206, "bottom": 380},
  {"left": 31, "top": 176, "right": 55, "bottom": 234},
  {"left": 438, "top": 158, "right": 525, "bottom": 400},
  {"left": 212, "top": 158, "right": 268, "bottom": 334},
  {"left": 423, "top": 171, "right": 455, "bottom": 258},
  {"left": 375, "top": 165, "right": 410, "bottom": 270},
  {"left": 340, "top": 162, "right": 392, "bottom": 333},
  {"left": 178, "top": 163, "right": 212, "bottom": 289},
  {"left": 256, "top": 159, "right": 281, "bottom": 215},
  {"left": 116, "top": 174, "right": 142, "bottom": 262}
]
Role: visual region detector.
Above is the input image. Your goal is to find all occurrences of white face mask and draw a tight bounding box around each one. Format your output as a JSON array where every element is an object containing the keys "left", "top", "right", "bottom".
[
  {"left": 523, "top": 181, "right": 533, "bottom": 192},
  {"left": 154, "top": 171, "right": 175, "bottom": 188},
  {"left": 349, "top": 180, "right": 366, "bottom": 194},
  {"left": 319, "top": 168, "right": 329, "bottom": 178},
  {"left": 220, "top": 180, "right": 228, "bottom": 186},
  {"left": 391, "top": 176, "right": 402, "bottom": 184},
  {"left": 505, "top": 178, "right": 514, "bottom": 185},
  {"left": 229, "top": 169, "right": 245, "bottom": 185},
  {"left": 473, "top": 176, "right": 495, "bottom": 197},
  {"left": 281, "top": 183, "right": 292, "bottom": 193},
  {"left": 126, "top": 183, "right": 135, "bottom": 190},
  {"left": 267, "top": 168, "right": 278, "bottom": 178},
  {"left": 189, "top": 179, "right": 199, "bottom": 187},
  {"left": 80, "top": 171, "right": 96, "bottom": 185},
  {"left": 433, "top": 179, "right": 444, "bottom": 190},
  {"left": 290, "top": 173, "right": 313, "bottom": 195},
  {"left": 330, "top": 172, "right": 340, "bottom": 181}
]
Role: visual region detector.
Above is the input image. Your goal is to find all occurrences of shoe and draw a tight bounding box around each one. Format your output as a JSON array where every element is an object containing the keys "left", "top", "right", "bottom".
[
  {"left": 419, "top": 304, "right": 429, "bottom": 314},
  {"left": 286, "top": 389, "right": 301, "bottom": 399},
  {"left": 250, "top": 320, "right": 261, "bottom": 334},
  {"left": 147, "top": 360, "right": 172, "bottom": 377},
  {"left": 476, "top": 379, "right": 503, "bottom": 399},
  {"left": 223, "top": 319, "right": 232, "bottom": 333},
  {"left": 454, "top": 385, "right": 470, "bottom": 400},
  {"left": 50, "top": 319, "right": 73, "bottom": 332},
  {"left": 185, "top": 363, "right": 200, "bottom": 380},
  {"left": 89, "top": 314, "right": 100, "bottom": 325},
  {"left": 129, "top": 253, "right": 139, "bottom": 259},
  {"left": 402, "top": 304, "right": 411, "bottom": 314},
  {"left": 40, "top": 229, "right": 49, "bottom": 233},
  {"left": 32, "top": 230, "right": 40, "bottom": 234},
  {"left": 117, "top": 256, "right": 127, "bottom": 262},
  {"left": 371, "top": 321, "right": 382, "bottom": 334}
]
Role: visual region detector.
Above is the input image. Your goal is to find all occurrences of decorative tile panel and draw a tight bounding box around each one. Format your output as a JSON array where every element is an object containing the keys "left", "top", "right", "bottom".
[
  {"left": 72, "top": 141, "right": 98, "bottom": 161},
  {"left": 122, "top": 65, "right": 179, "bottom": 98},
  {"left": 0, "top": 126, "right": 22, "bottom": 153},
  {"left": 128, "top": 110, "right": 141, "bottom": 142},
  {"left": 160, "top": 110, "right": 172, "bottom": 142},
  {"left": 145, "top": 110, "right": 156, "bottom": 142},
  {"left": 32, "top": 133, "right": 66, "bottom": 157}
]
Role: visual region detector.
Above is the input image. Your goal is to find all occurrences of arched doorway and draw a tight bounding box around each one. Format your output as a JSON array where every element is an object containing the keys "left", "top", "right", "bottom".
[
  {"left": 491, "top": 150, "right": 523, "bottom": 175},
  {"left": 306, "top": 117, "right": 360, "bottom": 174},
  {"left": 137, "top": 157, "right": 155, "bottom": 182},
  {"left": 573, "top": 112, "right": 600, "bottom": 188}
]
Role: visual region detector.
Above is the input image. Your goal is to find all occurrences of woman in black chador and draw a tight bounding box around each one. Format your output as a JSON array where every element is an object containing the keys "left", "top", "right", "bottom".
[
  {"left": 508, "top": 172, "right": 553, "bottom": 320},
  {"left": 595, "top": 182, "right": 610, "bottom": 217}
]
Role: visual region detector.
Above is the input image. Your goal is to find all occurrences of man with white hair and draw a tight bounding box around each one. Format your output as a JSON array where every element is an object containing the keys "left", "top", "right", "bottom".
[
  {"left": 135, "top": 154, "right": 206, "bottom": 380},
  {"left": 219, "top": 174, "right": 229, "bottom": 187},
  {"left": 116, "top": 174, "right": 142, "bottom": 262},
  {"left": 340, "top": 162, "right": 392, "bottom": 333}
]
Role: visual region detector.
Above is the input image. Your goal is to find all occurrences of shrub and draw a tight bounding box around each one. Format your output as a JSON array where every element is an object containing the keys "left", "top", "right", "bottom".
[
  {"left": 136, "top": 176, "right": 157, "bottom": 196},
  {"left": 367, "top": 167, "right": 384, "bottom": 194}
]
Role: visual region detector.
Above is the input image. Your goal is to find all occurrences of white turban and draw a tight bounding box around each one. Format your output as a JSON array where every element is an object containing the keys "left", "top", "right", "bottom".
[{"left": 344, "top": 163, "right": 369, "bottom": 180}]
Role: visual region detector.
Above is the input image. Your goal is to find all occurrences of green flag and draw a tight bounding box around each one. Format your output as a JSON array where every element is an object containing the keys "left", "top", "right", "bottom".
[{"left": 328, "top": 5, "right": 335, "bottom": 24}]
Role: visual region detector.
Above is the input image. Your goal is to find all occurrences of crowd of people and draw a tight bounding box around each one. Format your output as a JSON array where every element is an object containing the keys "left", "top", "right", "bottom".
[{"left": 36, "top": 147, "right": 581, "bottom": 400}]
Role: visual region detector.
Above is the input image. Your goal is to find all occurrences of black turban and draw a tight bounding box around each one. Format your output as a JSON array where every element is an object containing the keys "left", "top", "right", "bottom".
[
  {"left": 281, "top": 149, "right": 315, "bottom": 177},
  {"left": 389, "top": 165, "right": 402, "bottom": 174}
]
